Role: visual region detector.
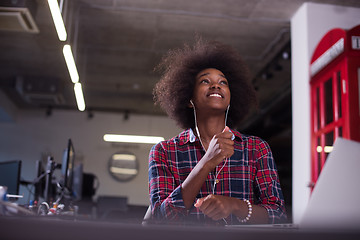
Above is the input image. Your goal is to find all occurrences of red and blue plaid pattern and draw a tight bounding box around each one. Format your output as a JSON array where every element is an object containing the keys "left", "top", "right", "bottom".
[{"left": 148, "top": 128, "right": 287, "bottom": 225}]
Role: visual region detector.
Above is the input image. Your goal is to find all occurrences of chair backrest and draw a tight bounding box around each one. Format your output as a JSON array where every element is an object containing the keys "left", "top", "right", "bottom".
[{"left": 96, "top": 196, "right": 128, "bottom": 220}]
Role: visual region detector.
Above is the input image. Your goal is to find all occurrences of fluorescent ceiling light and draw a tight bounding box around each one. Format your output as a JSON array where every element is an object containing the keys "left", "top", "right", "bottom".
[
  {"left": 63, "top": 45, "right": 79, "bottom": 83},
  {"left": 74, "top": 82, "right": 85, "bottom": 111},
  {"left": 47, "top": 0, "right": 67, "bottom": 41},
  {"left": 104, "top": 134, "right": 165, "bottom": 144}
]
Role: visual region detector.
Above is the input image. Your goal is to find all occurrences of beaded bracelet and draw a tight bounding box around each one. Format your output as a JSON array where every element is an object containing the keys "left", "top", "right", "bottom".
[{"left": 239, "top": 199, "right": 252, "bottom": 223}]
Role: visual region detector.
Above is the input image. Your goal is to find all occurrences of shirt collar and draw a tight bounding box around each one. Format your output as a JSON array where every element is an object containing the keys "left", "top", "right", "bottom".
[
  {"left": 232, "top": 129, "right": 243, "bottom": 141},
  {"left": 189, "top": 128, "right": 197, "bottom": 143},
  {"left": 180, "top": 128, "right": 242, "bottom": 145}
]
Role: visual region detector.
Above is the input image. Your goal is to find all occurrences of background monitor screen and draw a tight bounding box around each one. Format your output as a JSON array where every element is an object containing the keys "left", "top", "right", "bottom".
[
  {"left": 61, "top": 139, "right": 75, "bottom": 193},
  {"left": 72, "top": 163, "right": 83, "bottom": 201},
  {"left": 0, "top": 160, "right": 22, "bottom": 195}
]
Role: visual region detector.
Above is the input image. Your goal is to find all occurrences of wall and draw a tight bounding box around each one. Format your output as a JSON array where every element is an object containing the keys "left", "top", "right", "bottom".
[
  {"left": 0, "top": 106, "right": 181, "bottom": 206},
  {"left": 291, "top": 3, "right": 360, "bottom": 223},
  {"left": 0, "top": 89, "right": 17, "bottom": 122}
]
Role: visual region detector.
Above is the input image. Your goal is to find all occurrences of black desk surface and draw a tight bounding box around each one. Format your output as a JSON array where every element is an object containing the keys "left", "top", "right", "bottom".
[{"left": 1, "top": 216, "right": 360, "bottom": 240}]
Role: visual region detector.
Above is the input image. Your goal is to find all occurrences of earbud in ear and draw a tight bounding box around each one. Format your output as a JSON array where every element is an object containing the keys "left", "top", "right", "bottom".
[{"left": 189, "top": 100, "right": 195, "bottom": 108}]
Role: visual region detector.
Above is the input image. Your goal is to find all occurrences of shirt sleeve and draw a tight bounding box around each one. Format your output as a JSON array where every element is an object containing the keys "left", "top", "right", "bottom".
[
  {"left": 254, "top": 139, "right": 287, "bottom": 223},
  {"left": 148, "top": 142, "right": 188, "bottom": 223}
]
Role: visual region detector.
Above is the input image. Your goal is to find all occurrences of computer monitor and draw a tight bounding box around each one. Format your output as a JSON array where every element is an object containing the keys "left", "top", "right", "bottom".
[
  {"left": 34, "top": 160, "right": 45, "bottom": 201},
  {"left": 61, "top": 139, "right": 75, "bottom": 194},
  {"left": 0, "top": 160, "right": 22, "bottom": 196}
]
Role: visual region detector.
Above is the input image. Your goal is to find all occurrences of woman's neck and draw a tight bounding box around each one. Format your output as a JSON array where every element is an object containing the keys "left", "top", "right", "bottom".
[{"left": 195, "top": 113, "right": 226, "bottom": 150}]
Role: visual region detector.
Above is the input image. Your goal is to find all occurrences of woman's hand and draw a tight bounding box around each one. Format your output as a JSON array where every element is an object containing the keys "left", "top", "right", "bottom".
[
  {"left": 181, "top": 126, "right": 234, "bottom": 210},
  {"left": 202, "top": 126, "right": 234, "bottom": 170},
  {"left": 195, "top": 194, "right": 234, "bottom": 220}
]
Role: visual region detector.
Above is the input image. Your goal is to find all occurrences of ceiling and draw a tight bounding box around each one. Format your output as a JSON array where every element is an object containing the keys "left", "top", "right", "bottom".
[{"left": 0, "top": 0, "right": 359, "bottom": 141}]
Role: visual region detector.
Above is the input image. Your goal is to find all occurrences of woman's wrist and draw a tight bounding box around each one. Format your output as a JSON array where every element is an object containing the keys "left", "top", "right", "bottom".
[
  {"left": 237, "top": 199, "right": 252, "bottom": 223},
  {"left": 232, "top": 198, "right": 252, "bottom": 222},
  {"left": 198, "top": 156, "right": 217, "bottom": 172}
]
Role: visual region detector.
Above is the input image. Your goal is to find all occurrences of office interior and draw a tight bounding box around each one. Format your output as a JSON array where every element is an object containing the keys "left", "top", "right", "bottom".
[{"left": 1, "top": 1, "right": 360, "bottom": 238}]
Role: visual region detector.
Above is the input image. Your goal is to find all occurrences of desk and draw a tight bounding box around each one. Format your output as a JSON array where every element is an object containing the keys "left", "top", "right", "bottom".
[{"left": 1, "top": 216, "right": 359, "bottom": 240}]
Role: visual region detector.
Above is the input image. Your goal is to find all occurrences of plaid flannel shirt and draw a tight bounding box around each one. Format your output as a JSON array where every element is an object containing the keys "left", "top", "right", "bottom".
[{"left": 148, "top": 128, "right": 287, "bottom": 225}]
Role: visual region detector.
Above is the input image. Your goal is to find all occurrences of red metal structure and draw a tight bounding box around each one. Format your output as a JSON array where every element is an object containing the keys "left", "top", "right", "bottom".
[{"left": 310, "top": 24, "right": 360, "bottom": 188}]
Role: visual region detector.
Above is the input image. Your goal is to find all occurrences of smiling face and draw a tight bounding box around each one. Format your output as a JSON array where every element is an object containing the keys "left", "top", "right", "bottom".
[{"left": 191, "top": 68, "right": 231, "bottom": 113}]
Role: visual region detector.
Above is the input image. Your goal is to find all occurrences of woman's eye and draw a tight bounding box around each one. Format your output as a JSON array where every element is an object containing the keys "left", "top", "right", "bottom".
[
  {"left": 200, "top": 79, "right": 210, "bottom": 84},
  {"left": 220, "top": 80, "right": 228, "bottom": 85}
]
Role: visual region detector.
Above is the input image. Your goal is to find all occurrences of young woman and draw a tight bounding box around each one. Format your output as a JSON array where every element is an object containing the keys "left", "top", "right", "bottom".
[{"left": 148, "top": 38, "right": 287, "bottom": 225}]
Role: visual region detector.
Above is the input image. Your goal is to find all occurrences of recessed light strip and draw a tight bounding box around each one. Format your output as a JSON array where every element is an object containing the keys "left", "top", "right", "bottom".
[
  {"left": 103, "top": 134, "right": 165, "bottom": 144},
  {"left": 63, "top": 45, "right": 79, "bottom": 83},
  {"left": 47, "top": 0, "right": 67, "bottom": 41},
  {"left": 74, "top": 83, "right": 86, "bottom": 111},
  {"left": 48, "top": 1, "right": 85, "bottom": 112}
]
